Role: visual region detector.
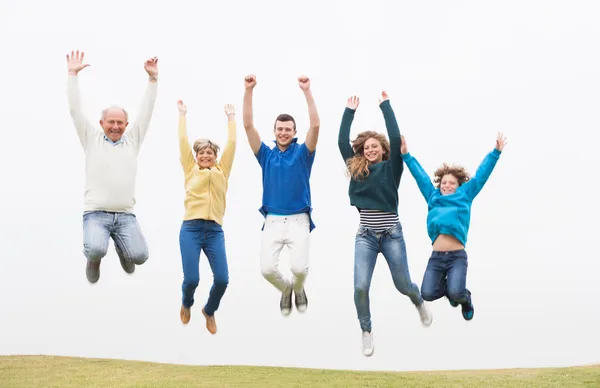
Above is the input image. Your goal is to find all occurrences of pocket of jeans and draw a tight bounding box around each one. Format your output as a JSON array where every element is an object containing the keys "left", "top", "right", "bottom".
[{"left": 388, "top": 223, "right": 404, "bottom": 240}]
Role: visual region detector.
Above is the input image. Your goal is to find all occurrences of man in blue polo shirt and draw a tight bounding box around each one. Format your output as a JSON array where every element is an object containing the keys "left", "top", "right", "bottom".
[{"left": 242, "top": 73, "right": 320, "bottom": 316}]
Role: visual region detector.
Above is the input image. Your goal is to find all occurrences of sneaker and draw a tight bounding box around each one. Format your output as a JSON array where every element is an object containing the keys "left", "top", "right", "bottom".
[
  {"left": 202, "top": 308, "right": 217, "bottom": 334},
  {"left": 448, "top": 297, "right": 459, "bottom": 307},
  {"left": 294, "top": 288, "right": 308, "bottom": 313},
  {"left": 461, "top": 300, "right": 474, "bottom": 321},
  {"left": 180, "top": 305, "right": 191, "bottom": 325},
  {"left": 362, "top": 331, "right": 374, "bottom": 357},
  {"left": 86, "top": 259, "right": 100, "bottom": 284},
  {"left": 416, "top": 302, "right": 433, "bottom": 327},
  {"left": 280, "top": 285, "right": 293, "bottom": 316}
]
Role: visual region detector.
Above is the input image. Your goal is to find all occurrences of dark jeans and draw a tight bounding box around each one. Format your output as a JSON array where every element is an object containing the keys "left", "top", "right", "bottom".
[
  {"left": 179, "top": 219, "right": 229, "bottom": 315},
  {"left": 420, "top": 249, "right": 471, "bottom": 305}
]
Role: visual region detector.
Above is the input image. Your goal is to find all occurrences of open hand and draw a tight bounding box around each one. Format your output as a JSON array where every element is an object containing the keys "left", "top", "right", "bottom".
[
  {"left": 400, "top": 135, "right": 408, "bottom": 155},
  {"left": 224, "top": 104, "right": 235, "bottom": 116},
  {"left": 66, "top": 50, "right": 90, "bottom": 75},
  {"left": 144, "top": 57, "right": 158, "bottom": 78},
  {"left": 245, "top": 74, "right": 257, "bottom": 90},
  {"left": 347, "top": 96, "right": 360, "bottom": 110},
  {"left": 378, "top": 91, "right": 389, "bottom": 105},
  {"left": 177, "top": 100, "right": 187, "bottom": 115},
  {"left": 495, "top": 132, "right": 507, "bottom": 151},
  {"left": 298, "top": 75, "right": 311, "bottom": 91}
]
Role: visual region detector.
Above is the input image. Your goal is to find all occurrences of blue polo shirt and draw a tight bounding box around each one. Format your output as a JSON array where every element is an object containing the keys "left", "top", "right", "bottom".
[{"left": 255, "top": 138, "right": 316, "bottom": 232}]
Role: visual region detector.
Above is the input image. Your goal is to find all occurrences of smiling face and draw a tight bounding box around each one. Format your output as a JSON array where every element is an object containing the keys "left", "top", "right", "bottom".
[
  {"left": 196, "top": 146, "right": 217, "bottom": 169},
  {"left": 440, "top": 174, "right": 459, "bottom": 195},
  {"left": 363, "top": 137, "right": 384, "bottom": 164},
  {"left": 100, "top": 107, "right": 128, "bottom": 142},
  {"left": 274, "top": 120, "right": 296, "bottom": 148}
]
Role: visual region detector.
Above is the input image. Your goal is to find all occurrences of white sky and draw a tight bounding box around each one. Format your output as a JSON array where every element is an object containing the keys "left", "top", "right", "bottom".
[{"left": 1, "top": 0, "right": 599, "bottom": 372}]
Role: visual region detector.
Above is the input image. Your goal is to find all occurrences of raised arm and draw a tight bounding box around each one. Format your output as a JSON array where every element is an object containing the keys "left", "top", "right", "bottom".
[
  {"left": 242, "top": 74, "right": 262, "bottom": 155},
  {"left": 338, "top": 96, "right": 359, "bottom": 162},
  {"left": 66, "top": 50, "right": 96, "bottom": 149},
  {"left": 219, "top": 104, "right": 237, "bottom": 179},
  {"left": 299, "top": 76, "right": 320, "bottom": 153},
  {"left": 463, "top": 133, "right": 506, "bottom": 199},
  {"left": 176, "top": 100, "right": 195, "bottom": 174},
  {"left": 379, "top": 91, "right": 403, "bottom": 180},
  {"left": 127, "top": 57, "right": 158, "bottom": 147},
  {"left": 400, "top": 136, "right": 435, "bottom": 201}
]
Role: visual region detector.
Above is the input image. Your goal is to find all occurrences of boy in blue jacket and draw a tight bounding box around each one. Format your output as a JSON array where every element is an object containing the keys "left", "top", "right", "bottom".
[{"left": 400, "top": 133, "right": 507, "bottom": 321}]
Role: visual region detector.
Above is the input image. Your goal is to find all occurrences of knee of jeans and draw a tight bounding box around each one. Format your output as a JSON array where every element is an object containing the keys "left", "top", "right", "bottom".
[
  {"left": 447, "top": 289, "right": 466, "bottom": 302},
  {"left": 129, "top": 250, "right": 149, "bottom": 265},
  {"left": 184, "top": 274, "right": 200, "bottom": 288},
  {"left": 421, "top": 290, "right": 436, "bottom": 302},
  {"left": 214, "top": 274, "right": 229, "bottom": 287},
  {"left": 84, "top": 245, "right": 107, "bottom": 262},
  {"left": 354, "top": 284, "right": 369, "bottom": 297}
]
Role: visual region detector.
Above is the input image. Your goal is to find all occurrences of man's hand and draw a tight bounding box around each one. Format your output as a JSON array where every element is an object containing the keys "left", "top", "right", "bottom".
[
  {"left": 298, "top": 75, "right": 311, "bottom": 91},
  {"left": 224, "top": 104, "right": 235, "bottom": 120},
  {"left": 144, "top": 57, "right": 159, "bottom": 80},
  {"left": 66, "top": 50, "right": 90, "bottom": 76},
  {"left": 177, "top": 100, "right": 187, "bottom": 115},
  {"left": 495, "top": 132, "right": 507, "bottom": 152},
  {"left": 378, "top": 90, "right": 389, "bottom": 105},
  {"left": 400, "top": 135, "right": 408, "bottom": 155},
  {"left": 245, "top": 74, "right": 257, "bottom": 90},
  {"left": 347, "top": 95, "right": 360, "bottom": 110}
]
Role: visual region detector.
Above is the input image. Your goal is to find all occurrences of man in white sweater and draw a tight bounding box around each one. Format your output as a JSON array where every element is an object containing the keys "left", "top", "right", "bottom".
[{"left": 66, "top": 50, "right": 158, "bottom": 284}]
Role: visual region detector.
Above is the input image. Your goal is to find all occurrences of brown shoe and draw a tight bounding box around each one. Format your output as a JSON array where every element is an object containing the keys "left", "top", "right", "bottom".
[
  {"left": 180, "top": 305, "right": 191, "bottom": 325},
  {"left": 202, "top": 308, "right": 217, "bottom": 334}
]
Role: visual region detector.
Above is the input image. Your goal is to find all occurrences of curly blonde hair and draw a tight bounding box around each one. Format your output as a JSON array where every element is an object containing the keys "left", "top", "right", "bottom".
[
  {"left": 346, "top": 131, "right": 391, "bottom": 181},
  {"left": 433, "top": 163, "right": 470, "bottom": 188}
]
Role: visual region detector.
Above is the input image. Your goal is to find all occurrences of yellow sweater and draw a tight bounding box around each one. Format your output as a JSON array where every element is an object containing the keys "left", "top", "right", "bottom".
[{"left": 179, "top": 115, "right": 236, "bottom": 225}]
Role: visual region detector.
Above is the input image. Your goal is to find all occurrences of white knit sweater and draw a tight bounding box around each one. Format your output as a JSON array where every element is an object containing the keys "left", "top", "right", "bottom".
[{"left": 67, "top": 75, "right": 158, "bottom": 213}]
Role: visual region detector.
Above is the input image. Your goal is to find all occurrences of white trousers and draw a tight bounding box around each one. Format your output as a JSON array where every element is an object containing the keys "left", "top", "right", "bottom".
[{"left": 260, "top": 213, "right": 311, "bottom": 293}]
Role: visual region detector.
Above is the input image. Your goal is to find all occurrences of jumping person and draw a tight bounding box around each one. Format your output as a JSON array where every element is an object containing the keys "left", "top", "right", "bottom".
[
  {"left": 338, "top": 93, "right": 432, "bottom": 357},
  {"left": 177, "top": 100, "right": 237, "bottom": 335},
  {"left": 66, "top": 50, "right": 158, "bottom": 284},
  {"left": 242, "top": 74, "right": 320, "bottom": 316},
  {"left": 400, "top": 132, "right": 507, "bottom": 322}
]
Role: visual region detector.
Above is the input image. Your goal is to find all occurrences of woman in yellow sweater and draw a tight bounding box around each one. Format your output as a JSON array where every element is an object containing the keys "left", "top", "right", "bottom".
[{"left": 177, "top": 100, "right": 236, "bottom": 335}]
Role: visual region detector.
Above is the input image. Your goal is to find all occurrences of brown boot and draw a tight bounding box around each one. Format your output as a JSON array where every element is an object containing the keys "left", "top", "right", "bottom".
[
  {"left": 202, "top": 308, "right": 217, "bottom": 334},
  {"left": 180, "top": 305, "right": 191, "bottom": 324}
]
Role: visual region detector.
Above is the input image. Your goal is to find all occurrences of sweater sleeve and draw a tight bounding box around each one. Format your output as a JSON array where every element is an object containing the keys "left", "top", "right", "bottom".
[
  {"left": 67, "top": 75, "right": 97, "bottom": 149},
  {"left": 219, "top": 120, "right": 237, "bottom": 179},
  {"left": 127, "top": 81, "right": 158, "bottom": 148},
  {"left": 463, "top": 148, "right": 502, "bottom": 199},
  {"left": 402, "top": 152, "right": 435, "bottom": 201},
  {"left": 178, "top": 115, "right": 195, "bottom": 175},
  {"left": 380, "top": 100, "right": 403, "bottom": 182},
  {"left": 338, "top": 107, "right": 356, "bottom": 162}
]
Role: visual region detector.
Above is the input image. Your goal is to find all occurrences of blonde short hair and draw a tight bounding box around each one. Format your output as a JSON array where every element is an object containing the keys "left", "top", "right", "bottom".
[{"left": 192, "top": 139, "right": 220, "bottom": 156}]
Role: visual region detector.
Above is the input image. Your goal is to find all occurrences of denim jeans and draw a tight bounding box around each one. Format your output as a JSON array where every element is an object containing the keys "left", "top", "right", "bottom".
[
  {"left": 354, "top": 222, "right": 423, "bottom": 333},
  {"left": 179, "top": 219, "right": 229, "bottom": 316},
  {"left": 420, "top": 250, "right": 471, "bottom": 305},
  {"left": 82, "top": 211, "right": 149, "bottom": 264}
]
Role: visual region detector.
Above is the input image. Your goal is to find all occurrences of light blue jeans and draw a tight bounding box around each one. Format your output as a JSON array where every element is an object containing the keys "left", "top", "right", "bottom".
[
  {"left": 82, "top": 211, "right": 149, "bottom": 265},
  {"left": 354, "top": 222, "right": 422, "bottom": 332}
]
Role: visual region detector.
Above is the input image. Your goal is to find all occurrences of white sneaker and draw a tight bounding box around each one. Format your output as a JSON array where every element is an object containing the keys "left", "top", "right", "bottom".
[
  {"left": 362, "top": 331, "right": 374, "bottom": 357},
  {"left": 417, "top": 302, "right": 432, "bottom": 327}
]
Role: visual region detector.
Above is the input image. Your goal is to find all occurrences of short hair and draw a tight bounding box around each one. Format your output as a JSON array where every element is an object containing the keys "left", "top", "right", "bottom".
[
  {"left": 192, "top": 139, "right": 220, "bottom": 156},
  {"left": 273, "top": 113, "right": 296, "bottom": 130},
  {"left": 101, "top": 106, "right": 128, "bottom": 121}
]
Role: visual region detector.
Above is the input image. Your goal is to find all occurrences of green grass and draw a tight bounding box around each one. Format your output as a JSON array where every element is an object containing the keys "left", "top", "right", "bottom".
[{"left": 1, "top": 355, "right": 598, "bottom": 387}]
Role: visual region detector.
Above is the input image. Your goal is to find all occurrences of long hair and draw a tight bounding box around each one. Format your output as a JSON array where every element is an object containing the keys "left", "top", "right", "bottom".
[
  {"left": 346, "top": 131, "right": 391, "bottom": 181},
  {"left": 433, "top": 163, "right": 470, "bottom": 188}
]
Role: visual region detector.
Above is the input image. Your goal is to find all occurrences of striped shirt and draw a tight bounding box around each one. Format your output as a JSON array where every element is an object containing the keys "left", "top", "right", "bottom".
[{"left": 358, "top": 209, "right": 399, "bottom": 232}]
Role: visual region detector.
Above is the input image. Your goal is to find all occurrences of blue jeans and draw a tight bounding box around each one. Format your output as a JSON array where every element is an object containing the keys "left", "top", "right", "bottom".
[
  {"left": 420, "top": 250, "right": 471, "bottom": 305},
  {"left": 82, "top": 211, "right": 149, "bottom": 264},
  {"left": 179, "top": 219, "right": 229, "bottom": 316},
  {"left": 354, "top": 222, "right": 423, "bottom": 333}
]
